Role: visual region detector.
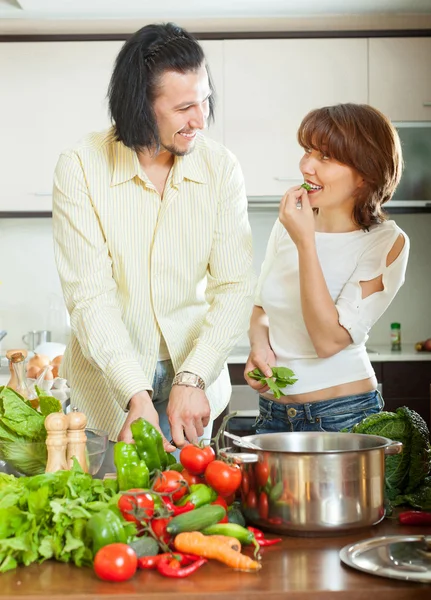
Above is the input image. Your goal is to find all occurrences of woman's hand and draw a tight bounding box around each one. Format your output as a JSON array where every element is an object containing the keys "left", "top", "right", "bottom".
[
  {"left": 279, "top": 186, "right": 315, "bottom": 247},
  {"left": 244, "top": 345, "right": 277, "bottom": 393}
]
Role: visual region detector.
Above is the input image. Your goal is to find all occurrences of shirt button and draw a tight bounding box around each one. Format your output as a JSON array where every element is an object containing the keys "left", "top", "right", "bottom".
[{"left": 287, "top": 407, "right": 297, "bottom": 417}]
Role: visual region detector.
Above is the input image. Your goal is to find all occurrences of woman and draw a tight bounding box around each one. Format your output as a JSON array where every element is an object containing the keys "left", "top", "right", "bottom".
[{"left": 245, "top": 103, "right": 409, "bottom": 434}]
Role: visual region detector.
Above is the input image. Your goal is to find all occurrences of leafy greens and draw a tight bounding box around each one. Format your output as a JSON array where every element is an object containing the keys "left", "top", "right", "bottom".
[{"left": 248, "top": 366, "right": 297, "bottom": 399}]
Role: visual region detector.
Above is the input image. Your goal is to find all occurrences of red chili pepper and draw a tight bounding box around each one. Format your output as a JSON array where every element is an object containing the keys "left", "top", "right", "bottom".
[
  {"left": 398, "top": 511, "right": 431, "bottom": 525},
  {"left": 138, "top": 554, "right": 163, "bottom": 570},
  {"left": 163, "top": 498, "right": 195, "bottom": 516},
  {"left": 258, "top": 537, "right": 282, "bottom": 547},
  {"left": 156, "top": 553, "right": 207, "bottom": 578},
  {"left": 247, "top": 526, "right": 265, "bottom": 539}
]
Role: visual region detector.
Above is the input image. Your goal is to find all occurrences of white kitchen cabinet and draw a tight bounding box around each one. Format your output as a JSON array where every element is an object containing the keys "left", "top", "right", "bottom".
[
  {"left": 0, "top": 40, "right": 223, "bottom": 213},
  {"left": 369, "top": 38, "right": 431, "bottom": 122},
  {"left": 223, "top": 39, "right": 368, "bottom": 197}
]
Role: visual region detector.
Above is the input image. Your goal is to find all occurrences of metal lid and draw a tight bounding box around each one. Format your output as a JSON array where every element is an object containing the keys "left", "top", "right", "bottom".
[{"left": 340, "top": 535, "right": 431, "bottom": 583}]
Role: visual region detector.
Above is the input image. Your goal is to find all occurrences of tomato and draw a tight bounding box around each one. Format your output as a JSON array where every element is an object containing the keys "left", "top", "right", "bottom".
[
  {"left": 240, "top": 471, "right": 250, "bottom": 497},
  {"left": 153, "top": 470, "right": 188, "bottom": 502},
  {"left": 246, "top": 490, "right": 257, "bottom": 509},
  {"left": 211, "top": 495, "right": 229, "bottom": 522},
  {"left": 224, "top": 493, "right": 236, "bottom": 506},
  {"left": 204, "top": 460, "right": 242, "bottom": 497},
  {"left": 179, "top": 444, "right": 215, "bottom": 475},
  {"left": 118, "top": 489, "right": 154, "bottom": 524},
  {"left": 181, "top": 469, "right": 203, "bottom": 487},
  {"left": 93, "top": 543, "right": 137, "bottom": 582},
  {"left": 258, "top": 491, "right": 269, "bottom": 520},
  {"left": 150, "top": 517, "right": 172, "bottom": 545},
  {"left": 255, "top": 461, "right": 270, "bottom": 488}
]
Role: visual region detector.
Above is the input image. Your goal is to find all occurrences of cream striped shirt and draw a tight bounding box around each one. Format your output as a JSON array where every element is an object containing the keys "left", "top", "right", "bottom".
[{"left": 52, "top": 129, "right": 255, "bottom": 441}]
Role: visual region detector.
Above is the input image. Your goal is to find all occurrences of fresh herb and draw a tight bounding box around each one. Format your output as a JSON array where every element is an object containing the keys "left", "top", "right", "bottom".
[
  {"left": 247, "top": 366, "right": 297, "bottom": 399},
  {"left": 0, "top": 386, "right": 62, "bottom": 475},
  {"left": 347, "top": 406, "right": 431, "bottom": 508},
  {"left": 301, "top": 182, "right": 312, "bottom": 191},
  {"left": 0, "top": 461, "right": 127, "bottom": 572}
]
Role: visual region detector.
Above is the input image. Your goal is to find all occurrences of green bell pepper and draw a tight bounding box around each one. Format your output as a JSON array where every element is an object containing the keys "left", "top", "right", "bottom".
[
  {"left": 85, "top": 508, "right": 127, "bottom": 555},
  {"left": 178, "top": 483, "right": 217, "bottom": 508},
  {"left": 130, "top": 418, "right": 169, "bottom": 471},
  {"left": 113, "top": 441, "right": 150, "bottom": 491}
]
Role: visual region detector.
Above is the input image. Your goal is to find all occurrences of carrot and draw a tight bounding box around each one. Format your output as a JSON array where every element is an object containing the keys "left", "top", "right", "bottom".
[
  {"left": 174, "top": 532, "right": 261, "bottom": 572},
  {"left": 206, "top": 535, "right": 241, "bottom": 552}
]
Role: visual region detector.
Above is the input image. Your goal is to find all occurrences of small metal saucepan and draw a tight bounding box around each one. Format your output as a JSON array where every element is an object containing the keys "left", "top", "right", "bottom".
[{"left": 222, "top": 431, "right": 402, "bottom": 536}]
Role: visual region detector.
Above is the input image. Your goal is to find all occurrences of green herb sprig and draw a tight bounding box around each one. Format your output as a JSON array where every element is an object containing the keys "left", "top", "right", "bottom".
[
  {"left": 301, "top": 182, "right": 312, "bottom": 191},
  {"left": 248, "top": 366, "right": 297, "bottom": 399}
]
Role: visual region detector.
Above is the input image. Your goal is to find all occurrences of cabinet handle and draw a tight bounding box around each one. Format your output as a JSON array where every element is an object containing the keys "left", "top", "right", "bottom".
[
  {"left": 423, "top": 102, "right": 431, "bottom": 107},
  {"left": 33, "top": 192, "right": 52, "bottom": 197},
  {"left": 273, "top": 177, "right": 302, "bottom": 182}
]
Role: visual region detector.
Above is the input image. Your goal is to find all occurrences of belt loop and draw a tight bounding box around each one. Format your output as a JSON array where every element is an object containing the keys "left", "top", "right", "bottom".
[{"left": 304, "top": 403, "right": 315, "bottom": 423}]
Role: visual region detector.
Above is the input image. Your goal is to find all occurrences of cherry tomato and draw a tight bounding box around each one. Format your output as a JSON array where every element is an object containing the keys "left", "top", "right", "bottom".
[
  {"left": 181, "top": 469, "right": 204, "bottom": 487},
  {"left": 241, "top": 471, "right": 250, "bottom": 497},
  {"left": 204, "top": 460, "right": 242, "bottom": 497},
  {"left": 93, "top": 543, "right": 137, "bottom": 582},
  {"left": 255, "top": 461, "right": 270, "bottom": 488},
  {"left": 258, "top": 491, "right": 269, "bottom": 520},
  {"left": 118, "top": 489, "right": 154, "bottom": 524},
  {"left": 153, "top": 470, "right": 188, "bottom": 502},
  {"left": 179, "top": 444, "right": 215, "bottom": 475},
  {"left": 151, "top": 517, "right": 173, "bottom": 545},
  {"left": 246, "top": 489, "right": 257, "bottom": 509},
  {"left": 211, "top": 495, "right": 229, "bottom": 523}
]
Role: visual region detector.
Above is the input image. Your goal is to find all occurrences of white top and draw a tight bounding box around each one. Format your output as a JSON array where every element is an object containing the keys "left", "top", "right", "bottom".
[{"left": 256, "top": 219, "right": 410, "bottom": 396}]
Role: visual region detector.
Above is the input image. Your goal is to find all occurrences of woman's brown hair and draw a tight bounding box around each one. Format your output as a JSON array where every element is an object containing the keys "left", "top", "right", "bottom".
[{"left": 297, "top": 103, "right": 403, "bottom": 229}]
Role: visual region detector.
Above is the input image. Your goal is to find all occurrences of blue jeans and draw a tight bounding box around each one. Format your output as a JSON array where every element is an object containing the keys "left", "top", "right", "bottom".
[{"left": 254, "top": 390, "right": 384, "bottom": 434}]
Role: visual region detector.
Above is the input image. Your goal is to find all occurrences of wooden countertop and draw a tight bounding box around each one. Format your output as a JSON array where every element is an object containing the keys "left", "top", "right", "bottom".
[{"left": 1, "top": 518, "right": 430, "bottom": 600}]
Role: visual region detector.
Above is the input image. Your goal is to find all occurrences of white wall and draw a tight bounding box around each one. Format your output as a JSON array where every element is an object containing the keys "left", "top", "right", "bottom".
[{"left": 0, "top": 211, "right": 430, "bottom": 354}]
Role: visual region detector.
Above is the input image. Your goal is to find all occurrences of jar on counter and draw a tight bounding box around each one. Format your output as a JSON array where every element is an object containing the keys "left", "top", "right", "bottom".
[{"left": 390, "top": 322, "right": 402, "bottom": 352}]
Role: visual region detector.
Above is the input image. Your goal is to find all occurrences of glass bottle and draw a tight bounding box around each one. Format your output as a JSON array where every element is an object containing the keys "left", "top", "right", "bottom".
[
  {"left": 390, "top": 322, "right": 402, "bottom": 352},
  {"left": 8, "top": 352, "right": 39, "bottom": 408}
]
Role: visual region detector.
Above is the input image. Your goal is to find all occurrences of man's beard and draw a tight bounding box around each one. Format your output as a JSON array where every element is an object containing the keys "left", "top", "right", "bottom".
[{"left": 162, "top": 139, "right": 196, "bottom": 157}]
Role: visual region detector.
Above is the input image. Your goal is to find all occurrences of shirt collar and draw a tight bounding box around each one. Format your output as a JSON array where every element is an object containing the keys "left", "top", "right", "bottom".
[
  {"left": 110, "top": 138, "right": 141, "bottom": 187},
  {"left": 110, "top": 133, "right": 208, "bottom": 187}
]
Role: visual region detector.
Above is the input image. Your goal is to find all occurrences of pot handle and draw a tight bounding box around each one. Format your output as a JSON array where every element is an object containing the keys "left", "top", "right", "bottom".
[
  {"left": 384, "top": 441, "right": 403, "bottom": 455},
  {"left": 219, "top": 447, "right": 258, "bottom": 464}
]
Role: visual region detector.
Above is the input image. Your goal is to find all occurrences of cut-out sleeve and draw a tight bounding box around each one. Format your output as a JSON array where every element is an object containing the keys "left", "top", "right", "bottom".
[{"left": 335, "top": 226, "right": 410, "bottom": 345}]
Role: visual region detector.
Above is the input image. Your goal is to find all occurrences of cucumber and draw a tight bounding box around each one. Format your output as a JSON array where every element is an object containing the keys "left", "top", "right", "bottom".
[{"left": 166, "top": 504, "right": 226, "bottom": 535}]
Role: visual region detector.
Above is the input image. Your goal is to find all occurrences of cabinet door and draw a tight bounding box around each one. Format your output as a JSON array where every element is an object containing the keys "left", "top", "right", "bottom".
[
  {"left": 369, "top": 38, "right": 431, "bottom": 121},
  {"left": 0, "top": 41, "right": 122, "bottom": 212},
  {"left": 224, "top": 39, "right": 368, "bottom": 197}
]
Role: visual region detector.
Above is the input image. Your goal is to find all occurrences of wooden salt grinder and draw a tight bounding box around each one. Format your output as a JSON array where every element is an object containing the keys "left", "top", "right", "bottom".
[
  {"left": 45, "top": 412, "right": 69, "bottom": 473},
  {"left": 66, "top": 408, "right": 88, "bottom": 472}
]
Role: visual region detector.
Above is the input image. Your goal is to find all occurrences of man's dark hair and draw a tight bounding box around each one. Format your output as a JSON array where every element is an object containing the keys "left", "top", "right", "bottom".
[{"left": 108, "top": 22, "right": 215, "bottom": 152}]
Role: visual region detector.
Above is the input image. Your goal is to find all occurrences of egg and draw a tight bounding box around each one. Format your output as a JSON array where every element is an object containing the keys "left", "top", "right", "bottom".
[
  {"left": 26, "top": 365, "right": 40, "bottom": 379},
  {"left": 51, "top": 355, "right": 63, "bottom": 367}
]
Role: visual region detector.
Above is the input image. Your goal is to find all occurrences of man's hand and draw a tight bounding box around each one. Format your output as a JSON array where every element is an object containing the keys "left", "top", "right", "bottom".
[
  {"left": 118, "top": 390, "right": 176, "bottom": 452},
  {"left": 244, "top": 345, "right": 276, "bottom": 393},
  {"left": 167, "top": 385, "right": 211, "bottom": 448}
]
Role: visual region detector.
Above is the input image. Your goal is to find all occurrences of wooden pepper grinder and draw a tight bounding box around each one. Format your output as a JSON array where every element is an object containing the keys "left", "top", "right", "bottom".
[
  {"left": 45, "top": 412, "right": 69, "bottom": 473},
  {"left": 66, "top": 408, "right": 88, "bottom": 472}
]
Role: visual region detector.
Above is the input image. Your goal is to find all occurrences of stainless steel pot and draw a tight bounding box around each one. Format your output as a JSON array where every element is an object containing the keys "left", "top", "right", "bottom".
[{"left": 223, "top": 431, "right": 402, "bottom": 536}]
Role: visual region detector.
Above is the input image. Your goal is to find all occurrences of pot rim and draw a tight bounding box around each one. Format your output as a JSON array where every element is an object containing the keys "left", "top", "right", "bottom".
[{"left": 240, "top": 431, "right": 402, "bottom": 454}]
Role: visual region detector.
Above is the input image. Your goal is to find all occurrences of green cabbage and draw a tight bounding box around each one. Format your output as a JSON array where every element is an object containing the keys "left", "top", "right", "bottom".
[{"left": 349, "top": 406, "right": 431, "bottom": 505}]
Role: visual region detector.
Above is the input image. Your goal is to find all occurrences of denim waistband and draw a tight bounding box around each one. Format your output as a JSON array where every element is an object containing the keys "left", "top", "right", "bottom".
[{"left": 259, "top": 389, "right": 382, "bottom": 421}]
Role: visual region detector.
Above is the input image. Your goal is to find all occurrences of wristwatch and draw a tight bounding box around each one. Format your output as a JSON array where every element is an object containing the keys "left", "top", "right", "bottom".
[{"left": 172, "top": 371, "right": 205, "bottom": 391}]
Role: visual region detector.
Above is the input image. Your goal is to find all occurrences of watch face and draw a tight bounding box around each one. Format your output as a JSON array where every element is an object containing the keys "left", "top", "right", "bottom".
[{"left": 182, "top": 373, "right": 197, "bottom": 385}]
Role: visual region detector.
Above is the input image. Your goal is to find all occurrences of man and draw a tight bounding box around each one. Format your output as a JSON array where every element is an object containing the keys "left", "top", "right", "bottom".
[{"left": 52, "top": 23, "right": 255, "bottom": 468}]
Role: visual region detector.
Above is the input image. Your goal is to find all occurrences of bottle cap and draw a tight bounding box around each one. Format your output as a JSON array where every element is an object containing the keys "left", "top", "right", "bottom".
[{"left": 391, "top": 323, "right": 401, "bottom": 329}]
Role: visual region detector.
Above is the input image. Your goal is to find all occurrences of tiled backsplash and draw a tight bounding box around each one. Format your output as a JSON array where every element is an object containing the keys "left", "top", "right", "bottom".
[{"left": 1, "top": 211, "right": 430, "bottom": 353}]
